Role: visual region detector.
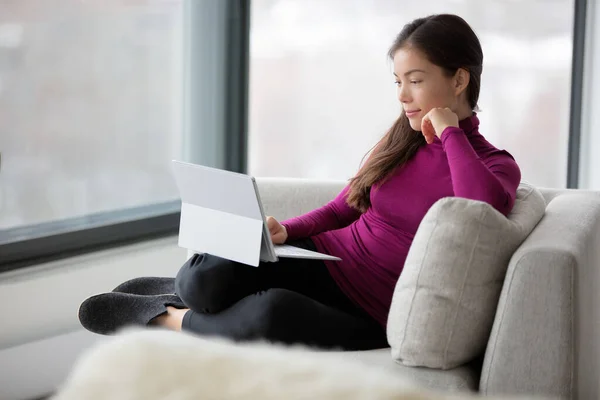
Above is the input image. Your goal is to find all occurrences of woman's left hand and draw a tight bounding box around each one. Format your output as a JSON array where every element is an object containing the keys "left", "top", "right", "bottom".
[{"left": 421, "top": 107, "right": 459, "bottom": 144}]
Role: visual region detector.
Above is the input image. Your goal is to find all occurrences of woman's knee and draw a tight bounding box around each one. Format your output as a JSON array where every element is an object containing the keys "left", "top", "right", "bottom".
[{"left": 174, "top": 253, "right": 234, "bottom": 313}]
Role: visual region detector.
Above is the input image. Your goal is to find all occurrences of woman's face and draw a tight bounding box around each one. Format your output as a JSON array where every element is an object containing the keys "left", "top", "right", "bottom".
[{"left": 392, "top": 47, "right": 463, "bottom": 132}]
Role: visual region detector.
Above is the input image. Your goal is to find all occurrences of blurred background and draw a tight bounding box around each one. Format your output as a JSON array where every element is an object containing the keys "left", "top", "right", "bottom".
[
  {"left": 0, "top": 0, "right": 578, "bottom": 233},
  {"left": 248, "top": 0, "right": 573, "bottom": 185},
  {"left": 0, "top": 0, "right": 184, "bottom": 230}
]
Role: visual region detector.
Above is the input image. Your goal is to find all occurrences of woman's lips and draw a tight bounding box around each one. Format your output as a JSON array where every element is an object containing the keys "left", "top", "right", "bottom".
[{"left": 405, "top": 109, "right": 421, "bottom": 118}]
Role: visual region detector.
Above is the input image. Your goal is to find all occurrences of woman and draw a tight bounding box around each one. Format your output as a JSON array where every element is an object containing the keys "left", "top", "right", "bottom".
[{"left": 79, "top": 14, "right": 521, "bottom": 351}]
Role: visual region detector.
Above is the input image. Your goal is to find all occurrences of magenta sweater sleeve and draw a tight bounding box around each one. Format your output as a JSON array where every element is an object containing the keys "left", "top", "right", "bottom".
[
  {"left": 281, "top": 185, "right": 362, "bottom": 241},
  {"left": 440, "top": 127, "right": 522, "bottom": 216}
]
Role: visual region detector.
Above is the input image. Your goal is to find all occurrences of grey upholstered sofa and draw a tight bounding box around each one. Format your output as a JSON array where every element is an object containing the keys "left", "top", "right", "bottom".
[
  {"left": 252, "top": 178, "right": 600, "bottom": 399},
  {"left": 54, "top": 178, "right": 600, "bottom": 400}
]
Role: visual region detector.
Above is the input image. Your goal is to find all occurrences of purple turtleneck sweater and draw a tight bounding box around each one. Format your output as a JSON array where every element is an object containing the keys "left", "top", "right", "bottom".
[{"left": 281, "top": 115, "right": 521, "bottom": 327}]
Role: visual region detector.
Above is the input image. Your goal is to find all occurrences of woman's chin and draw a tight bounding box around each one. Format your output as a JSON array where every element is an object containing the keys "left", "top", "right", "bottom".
[{"left": 408, "top": 120, "right": 422, "bottom": 132}]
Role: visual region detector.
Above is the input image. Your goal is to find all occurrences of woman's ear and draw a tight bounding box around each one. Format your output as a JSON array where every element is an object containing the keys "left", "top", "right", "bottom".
[{"left": 454, "top": 68, "right": 470, "bottom": 96}]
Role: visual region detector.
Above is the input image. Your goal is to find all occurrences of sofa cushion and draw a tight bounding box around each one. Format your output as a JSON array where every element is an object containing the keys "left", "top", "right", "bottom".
[
  {"left": 387, "top": 182, "right": 546, "bottom": 369},
  {"left": 334, "top": 348, "right": 479, "bottom": 392}
]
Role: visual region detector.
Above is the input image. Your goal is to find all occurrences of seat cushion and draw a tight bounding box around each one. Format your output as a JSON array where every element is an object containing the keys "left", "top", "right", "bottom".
[
  {"left": 387, "top": 182, "right": 546, "bottom": 369},
  {"left": 331, "top": 348, "right": 479, "bottom": 392}
]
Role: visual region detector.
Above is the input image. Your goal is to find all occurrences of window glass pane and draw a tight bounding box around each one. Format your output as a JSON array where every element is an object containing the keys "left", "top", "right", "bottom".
[
  {"left": 0, "top": 0, "right": 184, "bottom": 230},
  {"left": 248, "top": 0, "right": 574, "bottom": 188}
]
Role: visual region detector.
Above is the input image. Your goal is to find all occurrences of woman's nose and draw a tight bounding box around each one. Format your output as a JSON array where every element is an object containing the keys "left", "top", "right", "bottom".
[{"left": 398, "top": 86, "right": 411, "bottom": 103}]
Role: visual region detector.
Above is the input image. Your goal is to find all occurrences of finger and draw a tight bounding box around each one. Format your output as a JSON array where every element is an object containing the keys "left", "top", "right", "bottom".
[
  {"left": 269, "top": 224, "right": 278, "bottom": 235},
  {"left": 420, "top": 112, "right": 430, "bottom": 132},
  {"left": 421, "top": 119, "right": 435, "bottom": 144},
  {"left": 271, "top": 232, "right": 284, "bottom": 244},
  {"left": 266, "top": 217, "right": 277, "bottom": 232}
]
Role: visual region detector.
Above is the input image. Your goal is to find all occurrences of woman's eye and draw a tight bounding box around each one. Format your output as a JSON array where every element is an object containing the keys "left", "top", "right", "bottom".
[
  {"left": 394, "top": 81, "right": 401, "bottom": 86},
  {"left": 411, "top": 80, "right": 421, "bottom": 85}
]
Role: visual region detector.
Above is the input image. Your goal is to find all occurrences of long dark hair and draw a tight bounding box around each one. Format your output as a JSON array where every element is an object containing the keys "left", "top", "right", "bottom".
[{"left": 346, "top": 14, "right": 484, "bottom": 212}]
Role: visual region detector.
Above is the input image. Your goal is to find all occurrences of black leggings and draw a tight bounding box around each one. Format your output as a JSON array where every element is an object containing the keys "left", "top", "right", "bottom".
[{"left": 174, "top": 238, "right": 388, "bottom": 351}]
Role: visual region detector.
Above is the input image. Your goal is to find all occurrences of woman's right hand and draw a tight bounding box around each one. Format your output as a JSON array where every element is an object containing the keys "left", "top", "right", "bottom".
[{"left": 266, "top": 216, "right": 288, "bottom": 244}]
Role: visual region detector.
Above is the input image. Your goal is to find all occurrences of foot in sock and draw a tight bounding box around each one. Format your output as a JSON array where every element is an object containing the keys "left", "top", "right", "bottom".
[
  {"left": 112, "top": 277, "right": 175, "bottom": 296},
  {"left": 78, "top": 292, "right": 186, "bottom": 335},
  {"left": 151, "top": 306, "right": 189, "bottom": 331}
]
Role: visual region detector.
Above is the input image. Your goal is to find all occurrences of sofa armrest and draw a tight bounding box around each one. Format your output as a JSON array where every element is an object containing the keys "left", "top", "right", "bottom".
[
  {"left": 254, "top": 177, "right": 347, "bottom": 221},
  {"left": 481, "top": 192, "right": 600, "bottom": 399}
]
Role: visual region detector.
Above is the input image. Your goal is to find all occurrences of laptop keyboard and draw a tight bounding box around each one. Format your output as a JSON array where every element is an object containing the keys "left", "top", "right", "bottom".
[{"left": 273, "top": 244, "right": 312, "bottom": 256}]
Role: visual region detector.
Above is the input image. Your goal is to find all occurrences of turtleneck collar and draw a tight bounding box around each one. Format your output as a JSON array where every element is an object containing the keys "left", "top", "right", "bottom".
[{"left": 458, "top": 112, "right": 479, "bottom": 135}]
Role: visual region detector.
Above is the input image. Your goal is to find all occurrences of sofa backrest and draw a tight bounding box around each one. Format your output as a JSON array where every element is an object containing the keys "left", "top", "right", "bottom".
[{"left": 480, "top": 188, "right": 600, "bottom": 399}]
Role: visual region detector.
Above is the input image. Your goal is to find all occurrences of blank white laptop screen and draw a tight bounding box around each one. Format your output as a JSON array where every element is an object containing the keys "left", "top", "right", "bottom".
[{"left": 171, "top": 160, "right": 341, "bottom": 267}]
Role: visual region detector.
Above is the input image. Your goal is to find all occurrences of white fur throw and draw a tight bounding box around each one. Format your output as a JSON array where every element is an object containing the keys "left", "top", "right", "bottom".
[{"left": 52, "top": 328, "right": 537, "bottom": 400}]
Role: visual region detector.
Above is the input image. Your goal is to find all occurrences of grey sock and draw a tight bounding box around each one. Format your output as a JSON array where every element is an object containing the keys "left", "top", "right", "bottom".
[
  {"left": 78, "top": 292, "right": 185, "bottom": 335},
  {"left": 112, "top": 277, "right": 175, "bottom": 296}
]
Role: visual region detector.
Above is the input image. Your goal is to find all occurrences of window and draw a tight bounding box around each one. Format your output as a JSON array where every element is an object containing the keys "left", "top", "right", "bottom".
[
  {"left": 0, "top": 0, "right": 185, "bottom": 269},
  {"left": 0, "top": 0, "right": 184, "bottom": 231},
  {"left": 248, "top": 0, "right": 575, "bottom": 188},
  {"left": 0, "top": 0, "right": 249, "bottom": 272}
]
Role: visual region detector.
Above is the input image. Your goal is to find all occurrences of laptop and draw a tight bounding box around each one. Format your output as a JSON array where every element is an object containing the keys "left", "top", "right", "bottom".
[{"left": 171, "top": 160, "right": 342, "bottom": 267}]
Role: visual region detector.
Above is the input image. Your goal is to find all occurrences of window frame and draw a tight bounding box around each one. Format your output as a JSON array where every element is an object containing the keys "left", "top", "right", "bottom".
[
  {"left": 0, "top": 0, "right": 251, "bottom": 273},
  {"left": 568, "top": 0, "right": 588, "bottom": 188}
]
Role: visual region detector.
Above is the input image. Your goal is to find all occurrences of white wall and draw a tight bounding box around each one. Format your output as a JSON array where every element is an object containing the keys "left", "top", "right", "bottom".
[{"left": 0, "top": 236, "right": 187, "bottom": 400}]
